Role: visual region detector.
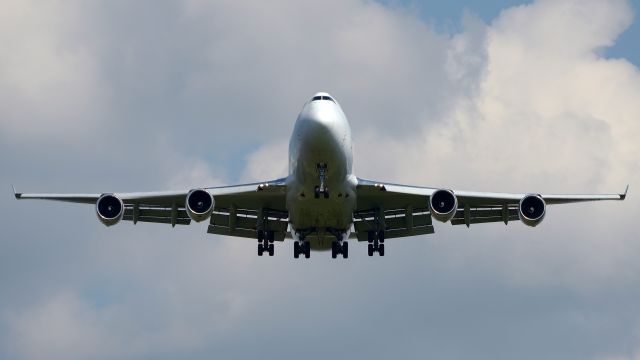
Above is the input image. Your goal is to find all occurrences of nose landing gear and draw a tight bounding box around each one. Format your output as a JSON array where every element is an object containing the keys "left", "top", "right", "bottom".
[{"left": 314, "top": 163, "right": 329, "bottom": 199}]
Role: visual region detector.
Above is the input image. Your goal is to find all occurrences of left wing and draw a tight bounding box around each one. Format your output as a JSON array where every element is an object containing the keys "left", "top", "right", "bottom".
[
  {"left": 14, "top": 178, "right": 289, "bottom": 241},
  {"left": 353, "top": 178, "right": 628, "bottom": 241}
]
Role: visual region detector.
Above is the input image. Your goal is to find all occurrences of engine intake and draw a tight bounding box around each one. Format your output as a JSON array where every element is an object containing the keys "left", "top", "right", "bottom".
[
  {"left": 186, "top": 189, "right": 214, "bottom": 222},
  {"left": 518, "top": 194, "right": 546, "bottom": 227},
  {"left": 429, "top": 189, "right": 458, "bottom": 223},
  {"left": 96, "top": 194, "right": 124, "bottom": 226}
]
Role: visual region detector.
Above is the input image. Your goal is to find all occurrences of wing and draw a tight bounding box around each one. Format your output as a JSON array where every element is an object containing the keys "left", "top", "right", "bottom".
[
  {"left": 13, "top": 178, "right": 290, "bottom": 241},
  {"left": 353, "top": 178, "right": 628, "bottom": 241}
]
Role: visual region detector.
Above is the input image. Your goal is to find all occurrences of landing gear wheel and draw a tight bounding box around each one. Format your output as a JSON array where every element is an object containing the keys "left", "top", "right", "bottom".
[
  {"left": 323, "top": 189, "right": 329, "bottom": 199},
  {"left": 331, "top": 242, "right": 338, "bottom": 259},
  {"left": 258, "top": 243, "right": 264, "bottom": 256},
  {"left": 304, "top": 241, "right": 311, "bottom": 258},
  {"left": 314, "top": 186, "right": 320, "bottom": 199},
  {"left": 266, "top": 230, "right": 275, "bottom": 243},
  {"left": 368, "top": 243, "right": 374, "bottom": 256},
  {"left": 268, "top": 243, "right": 274, "bottom": 256},
  {"left": 294, "top": 241, "right": 300, "bottom": 259},
  {"left": 257, "top": 229, "right": 264, "bottom": 242},
  {"left": 378, "top": 230, "right": 385, "bottom": 243},
  {"left": 342, "top": 241, "right": 348, "bottom": 259},
  {"left": 379, "top": 243, "right": 385, "bottom": 256},
  {"left": 367, "top": 231, "right": 375, "bottom": 243}
]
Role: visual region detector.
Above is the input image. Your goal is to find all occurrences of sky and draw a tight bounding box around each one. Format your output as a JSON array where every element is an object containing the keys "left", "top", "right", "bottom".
[{"left": 1, "top": 0, "right": 639, "bottom": 359}]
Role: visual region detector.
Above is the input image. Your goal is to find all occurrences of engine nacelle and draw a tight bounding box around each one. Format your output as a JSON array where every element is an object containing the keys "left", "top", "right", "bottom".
[
  {"left": 185, "top": 189, "right": 214, "bottom": 222},
  {"left": 518, "top": 194, "right": 546, "bottom": 227},
  {"left": 429, "top": 189, "right": 458, "bottom": 223},
  {"left": 96, "top": 194, "right": 124, "bottom": 226}
]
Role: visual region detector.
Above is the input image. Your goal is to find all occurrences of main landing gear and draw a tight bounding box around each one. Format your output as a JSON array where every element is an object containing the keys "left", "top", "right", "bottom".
[
  {"left": 331, "top": 240, "right": 348, "bottom": 259},
  {"left": 293, "top": 228, "right": 313, "bottom": 259},
  {"left": 367, "top": 230, "right": 385, "bottom": 257},
  {"left": 328, "top": 229, "right": 348, "bottom": 259},
  {"left": 257, "top": 229, "right": 275, "bottom": 256},
  {"left": 294, "top": 241, "right": 311, "bottom": 259}
]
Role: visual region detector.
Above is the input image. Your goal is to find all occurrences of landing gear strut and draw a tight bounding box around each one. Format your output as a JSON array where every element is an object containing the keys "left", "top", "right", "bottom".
[
  {"left": 314, "top": 163, "right": 329, "bottom": 199},
  {"left": 328, "top": 229, "right": 348, "bottom": 259},
  {"left": 293, "top": 229, "right": 313, "bottom": 259},
  {"left": 257, "top": 230, "right": 275, "bottom": 256},
  {"left": 294, "top": 240, "right": 311, "bottom": 259},
  {"left": 367, "top": 230, "right": 385, "bottom": 256}
]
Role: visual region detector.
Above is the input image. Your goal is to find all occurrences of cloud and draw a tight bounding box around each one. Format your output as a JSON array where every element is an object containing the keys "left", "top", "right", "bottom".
[
  {"left": 0, "top": 1, "right": 108, "bottom": 144},
  {"left": 1, "top": 0, "right": 639, "bottom": 359},
  {"left": 337, "top": 0, "right": 640, "bottom": 306},
  {"left": 5, "top": 293, "right": 121, "bottom": 360}
]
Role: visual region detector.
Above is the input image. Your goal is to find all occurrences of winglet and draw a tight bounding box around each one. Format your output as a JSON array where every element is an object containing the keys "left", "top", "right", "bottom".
[
  {"left": 12, "top": 184, "right": 21, "bottom": 199},
  {"left": 620, "top": 184, "right": 629, "bottom": 200}
]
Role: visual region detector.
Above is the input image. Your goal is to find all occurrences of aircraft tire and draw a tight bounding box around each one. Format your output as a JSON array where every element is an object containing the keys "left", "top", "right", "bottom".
[
  {"left": 294, "top": 242, "right": 300, "bottom": 258},
  {"left": 258, "top": 243, "right": 264, "bottom": 256}
]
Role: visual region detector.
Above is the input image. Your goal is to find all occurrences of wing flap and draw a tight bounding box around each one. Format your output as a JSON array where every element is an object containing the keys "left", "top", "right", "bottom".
[
  {"left": 207, "top": 207, "right": 289, "bottom": 241},
  {"left": 450, "top": 215, "right": 520, "bottom": 226},
  {"left": 354, "top": 207, "right": 434, "bottom": 241},
  {"left": 122, "top": 215, "right": 191, "bottom": 226},
  {"left": 449, "top": 207, "right": 520, "bottom": 226},
  {"left": 122, "top": 205, "right": 192, "bottom": 226}
]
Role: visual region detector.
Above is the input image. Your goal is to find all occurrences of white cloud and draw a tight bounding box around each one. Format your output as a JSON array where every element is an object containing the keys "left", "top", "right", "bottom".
[
  {"left": 6, "top": 293, "right": 117, "bottom": 360},
  {"left": 0, "top": 1, "right": 107, "bottom": 144},
  {"left": 239, "top": 140, "right": 288, "bottom": 182},
  {"left": 351, "top": 0, "right": 640, "bottom": 293},
  {"left": 2, "top": 0, "right": 640, "bottom": 359}
]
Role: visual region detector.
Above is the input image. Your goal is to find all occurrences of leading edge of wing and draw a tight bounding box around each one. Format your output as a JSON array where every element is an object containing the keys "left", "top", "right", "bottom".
[
  {"left": 356, "top": 177, "right": 437, "bottom": 196},
  {"left": 13, "top": 177, "right": 289, "bottom": 205},
  {"left": 356, "top": 178, "right": 628, "bottom": 205}
]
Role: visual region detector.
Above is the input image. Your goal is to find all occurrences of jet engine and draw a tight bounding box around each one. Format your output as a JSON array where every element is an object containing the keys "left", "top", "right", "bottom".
[
  {"left": 185, "top": 189, "right": 214, "bottom": 222},
  {"left": 518, "top": 194, "right": 546, "bottom": 227},
  {"left": 429, "top": 189, "right": 458, "bottom": 223},
  {"left": 96, "top": 194, "right": 124, "bottom": 226}
]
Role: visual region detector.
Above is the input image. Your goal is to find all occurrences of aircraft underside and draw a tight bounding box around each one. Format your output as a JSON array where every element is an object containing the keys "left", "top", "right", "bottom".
[{"left": 13, "top": 92, "right": 628, "bottom": 260}]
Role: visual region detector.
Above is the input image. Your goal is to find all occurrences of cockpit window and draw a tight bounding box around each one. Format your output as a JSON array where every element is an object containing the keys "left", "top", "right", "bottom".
[{"left": 311, "top": 95, "right": 335, "bottom": 103}]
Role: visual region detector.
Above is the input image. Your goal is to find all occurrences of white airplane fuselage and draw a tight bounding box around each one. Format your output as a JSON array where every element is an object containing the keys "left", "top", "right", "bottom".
[{"left": 286, "top": 93, "right": 357, "bottom": 247}]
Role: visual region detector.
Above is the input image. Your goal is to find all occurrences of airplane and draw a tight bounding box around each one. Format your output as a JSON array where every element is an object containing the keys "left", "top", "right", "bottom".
[{"left": 14, "top": 92, "right": 628, "bottom": 259}]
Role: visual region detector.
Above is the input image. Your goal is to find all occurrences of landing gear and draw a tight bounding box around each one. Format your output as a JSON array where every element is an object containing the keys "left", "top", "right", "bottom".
[
  {"left": 294, "top": 240, "right": 310, "bottom": 259},
  {"left": 314, "top": 163, "right": 330, "bottom": 199},
  {"left": 314, "top": 186, "right": 330, "bottom": 199},
  {"left": 257, "top": 230, "right": 275, "bottom": 257},
  {"left": 257, "top": 242, "right": 274, "bottom": 256},
  {"left": 367, "top": 230, "right": 385, "bottom": 256},
  {"left": 293, "top": 228, "right": 314, "bottom": 259},
  {"left": 331, "top": 240, "right": 348, "bottom": 258},
  {"left": 328, "top": 229, "right": 348, "bottom": 259}
]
